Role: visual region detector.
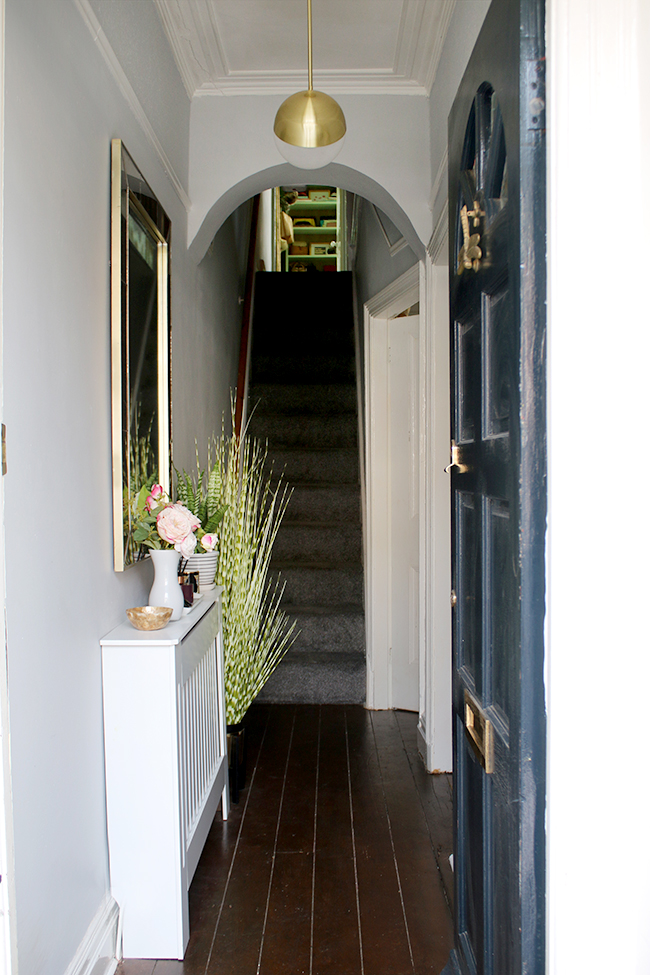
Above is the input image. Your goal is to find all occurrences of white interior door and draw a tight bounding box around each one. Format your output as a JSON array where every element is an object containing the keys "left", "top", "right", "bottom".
[
  {"left": 365, "top": 301, "right": 420, "bottom": 713},
  {"left": 388, "top": 314, "right": 419, "bottom": 711}
]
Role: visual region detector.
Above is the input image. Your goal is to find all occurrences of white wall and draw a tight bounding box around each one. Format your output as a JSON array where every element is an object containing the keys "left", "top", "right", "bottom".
[
  {"left": 546, "top": 0, "right": 650, "bottom": 972},
  {"left": 2, "top": 1, "right": 241, "bottom": 972}
]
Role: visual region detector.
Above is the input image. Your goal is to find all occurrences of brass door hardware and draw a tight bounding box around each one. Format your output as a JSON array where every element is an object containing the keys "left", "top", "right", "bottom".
[
  {"left": 464, "top": 690, "right": 494, "bottom": 773},
  {"left": 445, "top": 441, "right": 469, "bottom": 474},
  {"left": 450, "top": 590, "right": 458, "bottom": 608},
  {"left": 457, "top": 203, "right": 483, "bottom": 274}
]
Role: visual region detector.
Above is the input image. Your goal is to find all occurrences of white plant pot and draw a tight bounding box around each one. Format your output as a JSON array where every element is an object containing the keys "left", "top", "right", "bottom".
[{"left": 182, "top": 550, "right": 218, "bottom": 592}]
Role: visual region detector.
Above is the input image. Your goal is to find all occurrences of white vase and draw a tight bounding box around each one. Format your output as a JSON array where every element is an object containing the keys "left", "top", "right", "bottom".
[
  {"left": 149, "top": 549, "right": 184, "bottom": 621},
  {"left": 182, "top": 550, "right": 219, "bottom": 592}
]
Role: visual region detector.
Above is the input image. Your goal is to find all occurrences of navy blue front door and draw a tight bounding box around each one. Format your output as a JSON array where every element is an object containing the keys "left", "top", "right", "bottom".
[{"left": 444, "top": 2, "right": 546, "bottom": 974}]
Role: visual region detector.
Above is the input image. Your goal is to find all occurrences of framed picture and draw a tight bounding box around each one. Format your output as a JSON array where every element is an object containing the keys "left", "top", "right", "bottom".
[
  {"left": 308, "top": 189, "right": 331, "bottom": 201},
  {"left": 310, "top": 244, "right": 329, "bottom": 256},
  {"left": 111, "top": 139, "right": 171, "bottom": 571},
  {"left": 319, "top": 218, "right": 337, "bottom": 227}
]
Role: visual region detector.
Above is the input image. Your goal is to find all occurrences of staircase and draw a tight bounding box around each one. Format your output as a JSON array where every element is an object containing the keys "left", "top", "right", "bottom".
[{"left": 248, "top": 272, "right": 365, "bottom": 704}]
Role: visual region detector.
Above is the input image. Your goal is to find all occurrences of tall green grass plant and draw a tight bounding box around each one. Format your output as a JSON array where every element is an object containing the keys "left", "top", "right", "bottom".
[{"left": 208, "top": 418, "right": 296, "bottom": 724}]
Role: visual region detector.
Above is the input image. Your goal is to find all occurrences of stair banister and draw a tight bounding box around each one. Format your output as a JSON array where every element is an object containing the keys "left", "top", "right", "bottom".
[{"left": 234, "top": 194, "right": 261, "bottom": 438}]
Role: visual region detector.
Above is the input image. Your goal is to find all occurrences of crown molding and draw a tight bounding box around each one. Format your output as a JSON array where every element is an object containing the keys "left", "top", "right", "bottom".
[
  {"left": 417, "top": 0, "right": 456, "bottom": 94},
  {"left": 192, "top": 73, "right": 429, "bottom": 97},
  {"left": 73, "top": 0, "right": 191, "bottom": 211},
  {"left": 154, "top": 0, "right": 455, "bottom": 99}
]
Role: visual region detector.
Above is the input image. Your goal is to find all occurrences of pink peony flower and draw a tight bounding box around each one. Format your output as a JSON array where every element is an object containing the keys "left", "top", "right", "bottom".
[
  {"left": 157, "top": 503, "right": 201, "bottom": 555},
  {"left": 200, "top": 533, "right": 218, "bottom": 552}
]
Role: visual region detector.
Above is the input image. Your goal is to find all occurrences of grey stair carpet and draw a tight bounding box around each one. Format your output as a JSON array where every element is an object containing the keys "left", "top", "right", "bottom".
[{"left": 249, "top": 272, "right": 365, "bottom": 705}]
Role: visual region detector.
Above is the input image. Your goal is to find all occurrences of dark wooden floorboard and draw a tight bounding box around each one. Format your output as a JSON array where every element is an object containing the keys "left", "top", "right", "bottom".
[{"left": 118, "top": 704, "right": 453, "bottom": 975}]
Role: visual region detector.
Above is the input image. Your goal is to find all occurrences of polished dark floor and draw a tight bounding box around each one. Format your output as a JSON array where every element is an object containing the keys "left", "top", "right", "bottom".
[{"left": 118, "top": 704, "right": 454, "bottom": 975}]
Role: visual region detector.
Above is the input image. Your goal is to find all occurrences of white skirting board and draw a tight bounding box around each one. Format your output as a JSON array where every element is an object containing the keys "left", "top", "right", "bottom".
[{"left": 63, "top": 894, "right": 120, "bottom": 975}]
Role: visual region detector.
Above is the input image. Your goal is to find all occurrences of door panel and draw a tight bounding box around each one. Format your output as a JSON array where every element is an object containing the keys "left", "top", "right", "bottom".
[{"left": 444, "top": 1, "right": 546, "bottom": 973}]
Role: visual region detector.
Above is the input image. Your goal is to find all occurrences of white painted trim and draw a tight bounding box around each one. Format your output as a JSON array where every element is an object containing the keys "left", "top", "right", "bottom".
[
  {"left": 193, "top": 75, "right": 429, "bottom": 97},
  {"left": 546, "top": 1, "right": 650, "bottom": 971},
  {"left": 154, "top": 0, "right": 456, "bottom": 98},
  {"left": 416, "top": 1, "right": 457, "bottom": 95},
  {"left": 420, "top": 255, "right": 452, "bottom": 772},
  {"left": 428, "top": 203, "right": 449, "bottom": 266},
  {"left": 0, "top": 1, "right": 17, "bottom": 969},
  {"left": 364, "top": 266, "right": 421, "bottom": 711},
  {"left": 72, "top": 0, "right": 192, "bottom": 212},
  {"left": 370, "top": 203, "right": 409, "bottom": 258},
  {"left": 429, "top": 147, "right": 449, "bottom": 213},
  {"left": 365, "top": 263, "right": 420, "bottom": 320},
  {"left": 63, "top": 895, "right": 120, "bottom": 975}
]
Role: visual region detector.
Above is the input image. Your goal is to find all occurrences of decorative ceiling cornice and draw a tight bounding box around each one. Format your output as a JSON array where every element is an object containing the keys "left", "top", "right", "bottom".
[{"left": 154, "top": 0, "right": 457, "bottom": 99}]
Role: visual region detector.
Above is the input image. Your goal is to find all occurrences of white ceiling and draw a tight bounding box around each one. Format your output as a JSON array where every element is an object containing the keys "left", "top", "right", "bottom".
[{"left": 153, "top": 0, "right": 456, "bottom": 97}]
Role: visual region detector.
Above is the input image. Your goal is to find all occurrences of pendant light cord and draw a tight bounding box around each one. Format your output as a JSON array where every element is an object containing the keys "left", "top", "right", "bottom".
[{"left": 307, "top": 0, "right": 313, "bottom": 91}]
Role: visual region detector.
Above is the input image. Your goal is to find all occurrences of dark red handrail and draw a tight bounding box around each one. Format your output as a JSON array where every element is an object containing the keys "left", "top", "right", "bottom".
[{"left": 234, "top": 194, "right": 261, "bottom": 438}]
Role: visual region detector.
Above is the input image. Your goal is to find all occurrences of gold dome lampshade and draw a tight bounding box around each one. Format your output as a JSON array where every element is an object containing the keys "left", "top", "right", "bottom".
[{"left": 273, "top": 0, "right": 347, "bottom": 169}]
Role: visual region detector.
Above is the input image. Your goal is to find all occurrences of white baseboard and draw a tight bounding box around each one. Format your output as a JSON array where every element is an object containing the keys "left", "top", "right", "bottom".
[{"left": 64, "top": 894, "right": 120, "bottom": 975}]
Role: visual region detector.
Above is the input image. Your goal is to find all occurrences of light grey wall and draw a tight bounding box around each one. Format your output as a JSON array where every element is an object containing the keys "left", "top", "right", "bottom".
[
  {"left": 88, "top": 0, "right": 190, "bottom": 189},
  {"left": 3, "top": 2, "right": 241, "bottom": 972},
  {"left": 354, "top": 200, "right": 418, "bottom": 314},
  {"left": 429, "top": 0, "right": 491, "bottom": 229},
  {"left": 188, "top": 93, "right": 432, "bottom": 259}
]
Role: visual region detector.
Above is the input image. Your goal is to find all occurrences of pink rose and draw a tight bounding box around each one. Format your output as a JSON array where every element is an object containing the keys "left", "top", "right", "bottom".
[
  {"left": 200, "top": 533, "right": 218, "bottom": 552},
  {"left": 178, "top": 532, "right": 198, "bottom": 559},
  {"left": 156, "top": 503, "right": 201, "bottom": 555},
  {"left": 145, "top": 483, "right": 165, "bottom": 512}
]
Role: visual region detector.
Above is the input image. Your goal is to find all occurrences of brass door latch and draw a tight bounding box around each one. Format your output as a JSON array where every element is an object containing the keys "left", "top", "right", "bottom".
[
  {"left": 457, "top": 201, "right": 484, "bottom": 274},
  {"left": 445, "top": 441, "right": 468, "bottom": 474},
  {"left": 464, "top": 690, "right": 494, "bottom": 774}
]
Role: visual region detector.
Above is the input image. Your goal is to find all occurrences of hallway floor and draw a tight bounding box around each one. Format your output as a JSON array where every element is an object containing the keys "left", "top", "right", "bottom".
[{"left": 118, "top": 705, "right": 454, "bottom": 975}]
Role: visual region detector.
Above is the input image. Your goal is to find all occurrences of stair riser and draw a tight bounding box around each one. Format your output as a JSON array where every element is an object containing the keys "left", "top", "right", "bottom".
[
  {"left": 249, "top": 413, "right": 357, "bottom": 449},
  {"left": 274, "top": 567, "right": 363, "bottom": 606},
  {"left": 274, "top": 524, "right": 362, "bottom": 563},
  {"left": 284, "top": 611, "right": 365, "bottom": 654},
  {"left": 270, "top": 449, "right": 359, "bottom": 484},
  {"left": 285, "top": 485, "right": 360, "bottom": 522},
  {"left": 249, "top": 384, "right": 357, "bottom": 415},
  {"left": 254, "top": 653, "right": 366, "bottom": 705},
  {"left": 253, "top": 355, "right": 355, "bottom": 384}
]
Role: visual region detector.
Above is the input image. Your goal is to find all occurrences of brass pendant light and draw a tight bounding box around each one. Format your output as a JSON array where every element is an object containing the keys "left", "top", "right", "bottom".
[{"left": 273, "top": 0, "right": 346, "bottom": 169}]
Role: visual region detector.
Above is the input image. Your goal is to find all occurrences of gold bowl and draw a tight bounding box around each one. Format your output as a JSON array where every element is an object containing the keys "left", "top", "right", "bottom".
[{"left": 126, "top": 606, "right": 173, "bottom": 631}]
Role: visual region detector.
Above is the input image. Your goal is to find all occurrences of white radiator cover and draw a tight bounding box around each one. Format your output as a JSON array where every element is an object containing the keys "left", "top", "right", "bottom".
[{"left": 101, "top": 591, "right": 229, "bottom": 959}]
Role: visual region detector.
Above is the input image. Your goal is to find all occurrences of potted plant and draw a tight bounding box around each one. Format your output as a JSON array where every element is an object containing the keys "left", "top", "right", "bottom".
[
  {"left": 201, "top": 416, "right": 297, "bottom": 798},
  {"left": 129, "top": 482, "right": 224, "bottom": 619},
  {"left": 174, "top": 452, "right": 230, "bottom": 592}
]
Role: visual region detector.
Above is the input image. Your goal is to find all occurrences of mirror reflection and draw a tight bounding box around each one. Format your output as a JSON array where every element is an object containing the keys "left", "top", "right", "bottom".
[{"left": 111, "top": 139, "right": 171, "bottom": 570}]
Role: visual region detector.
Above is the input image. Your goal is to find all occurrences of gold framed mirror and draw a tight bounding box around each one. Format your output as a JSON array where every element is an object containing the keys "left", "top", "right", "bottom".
[{"left": 111, "top": 139, "right": 171, "bottom": 571}]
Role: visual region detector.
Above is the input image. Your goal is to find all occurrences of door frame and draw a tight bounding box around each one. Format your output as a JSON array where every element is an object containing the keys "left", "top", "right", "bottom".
[
  {"left": 0, "top": 0, "right": 17, "bottom": 969},
  {"left": 364, "top": 261, "right": 452, "bottom": 769}
]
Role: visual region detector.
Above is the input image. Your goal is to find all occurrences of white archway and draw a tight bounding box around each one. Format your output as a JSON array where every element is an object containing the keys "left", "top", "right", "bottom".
[{"left": 187, "top": 92, "right": 432, "bottom": 261}]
